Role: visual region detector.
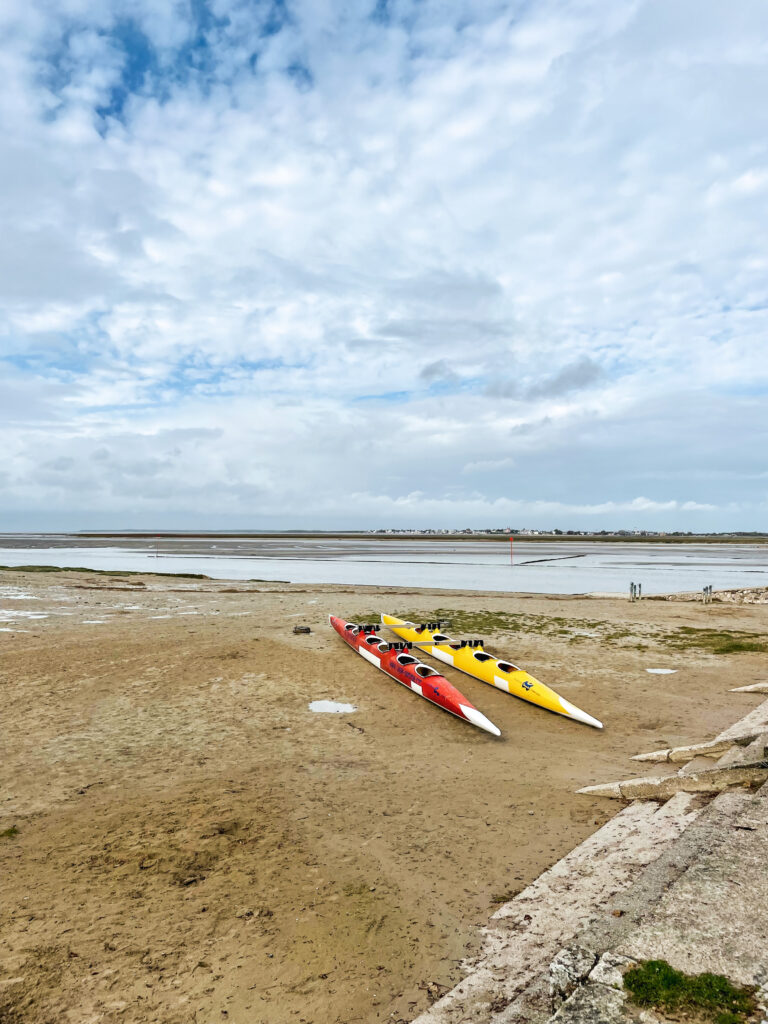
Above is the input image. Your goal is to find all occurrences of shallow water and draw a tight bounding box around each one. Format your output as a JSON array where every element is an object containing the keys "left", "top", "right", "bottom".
[
  {"left": 308, "top": 700, "right": 357, "bottom": 714},
  {"left": 0, "top": 537, "right": 766, "bottom": 595}
]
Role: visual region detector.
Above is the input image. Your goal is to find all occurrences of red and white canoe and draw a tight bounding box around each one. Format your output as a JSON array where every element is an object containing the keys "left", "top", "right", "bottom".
[{"left": 329, "top": 615, "right": 501, "bottom": 736}]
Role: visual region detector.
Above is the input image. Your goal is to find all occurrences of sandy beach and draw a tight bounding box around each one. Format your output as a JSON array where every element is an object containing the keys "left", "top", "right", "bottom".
[{"left": 1, "top": 569, "right": 766, "bottom": 1024}]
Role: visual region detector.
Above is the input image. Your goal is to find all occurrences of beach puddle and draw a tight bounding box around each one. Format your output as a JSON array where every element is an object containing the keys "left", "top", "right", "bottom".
[
  {"left": 646, "top": 668, "right": 677, "bottom": 674},
  {"left": 308, "top": 700, "right": 357, "bottom": 714}
]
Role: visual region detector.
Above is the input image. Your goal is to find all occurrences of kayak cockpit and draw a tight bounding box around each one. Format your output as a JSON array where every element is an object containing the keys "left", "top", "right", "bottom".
[{"left": 396, "top": 654, "right": 418, "bottom": 666}]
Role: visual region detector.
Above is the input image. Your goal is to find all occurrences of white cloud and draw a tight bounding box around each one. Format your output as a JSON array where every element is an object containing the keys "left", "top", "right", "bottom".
[{"left": 0, "top": 0, "right": 766, "bottom": 529}]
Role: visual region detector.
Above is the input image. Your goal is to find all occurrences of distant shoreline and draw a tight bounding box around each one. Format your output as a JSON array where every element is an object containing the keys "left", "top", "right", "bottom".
[{"left": 4, "top": 531, "right": 767, "bottom": 545}]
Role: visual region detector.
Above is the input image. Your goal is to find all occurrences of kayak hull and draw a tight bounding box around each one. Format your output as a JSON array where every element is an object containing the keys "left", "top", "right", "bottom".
[
  {"left": 381, "top": 613, "right": 602, "bottom": 729},
  {"left": 328, "top": 615, "right": 500, "bottom": 736}
]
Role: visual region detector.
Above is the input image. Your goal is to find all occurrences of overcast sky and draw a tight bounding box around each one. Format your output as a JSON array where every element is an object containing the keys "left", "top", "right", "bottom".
[{"left": 1, "top": 0, "right": 766, "bottom": 531}]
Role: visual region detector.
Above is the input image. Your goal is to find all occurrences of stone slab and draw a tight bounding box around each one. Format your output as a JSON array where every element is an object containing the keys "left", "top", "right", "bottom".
[
  {"left": 579, "top": 762, "right": 768, "bottom": 800},
  {"left": 616, "top": 782, "right": 768, "bottom": 990},
  {"left": 410, "top": 795, "right": 701, "bottom": 1024}
]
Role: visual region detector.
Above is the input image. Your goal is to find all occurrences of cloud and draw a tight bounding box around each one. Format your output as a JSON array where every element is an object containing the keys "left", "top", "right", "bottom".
[
  {"left": 0, "top": 0, "right": 766, "bottom": 530},
  {"left": 419, "top": 359, "right": 458, "bottom": 383},
  {"left": 462, "top": 457, "right": 516, "bottom": 474},
  {"left": 487, "top": 357, "right": 604, "bottom": 399},
  {"left": 526, "top": 357, "right": 604, "bottom": 398}
]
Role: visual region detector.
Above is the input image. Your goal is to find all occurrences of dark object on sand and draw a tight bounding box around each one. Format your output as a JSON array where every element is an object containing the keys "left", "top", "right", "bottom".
[{"left": 292, "top": 625, "right": 311, "bottom": 634}]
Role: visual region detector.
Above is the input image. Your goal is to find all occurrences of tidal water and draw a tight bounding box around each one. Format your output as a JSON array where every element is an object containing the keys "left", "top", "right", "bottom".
[{"left": 1, "top": 535, "right": 766, "bottom": 595}]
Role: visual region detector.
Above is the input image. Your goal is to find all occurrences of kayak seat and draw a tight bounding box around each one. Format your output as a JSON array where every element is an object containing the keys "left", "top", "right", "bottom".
[
  {"left": 496, "top": 661, "right": 520, "bottom": 673},
  {"left": 473, "top": 652, "right": 493, "bottom": 662},
  {"left": 415, "top": 665, "right": 439, "bottom": 678},
  {"left": 396, "top": 654, "right": 418, "bottom": 666}
]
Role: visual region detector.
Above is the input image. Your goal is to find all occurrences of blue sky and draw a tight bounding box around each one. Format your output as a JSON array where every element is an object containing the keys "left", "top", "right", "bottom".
[{"left": 1, "top": 0, "right": 767, "bottom": 531}]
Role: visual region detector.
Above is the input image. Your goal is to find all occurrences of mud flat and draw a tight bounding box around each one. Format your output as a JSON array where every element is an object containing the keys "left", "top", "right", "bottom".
[{"left": 1, "top": 570, "right": 766, "bottom": 1024}]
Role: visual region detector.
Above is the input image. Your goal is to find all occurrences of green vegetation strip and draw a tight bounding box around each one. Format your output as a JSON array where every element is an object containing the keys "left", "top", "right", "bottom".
[
  {"left": 1, "top": 825, "right": 19, "bottom": 840},
  {"left": 0, "top": 565, "right": 209, "bottom": 580},
  {"left": 359, "top": 609, "right": 767, "bottom": 656},
  {"left": 624, "top": 960, "right": 758, "bottom": 1024}
]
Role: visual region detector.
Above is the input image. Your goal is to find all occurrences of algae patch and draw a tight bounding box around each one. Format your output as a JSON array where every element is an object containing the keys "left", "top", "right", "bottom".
[
  {"left": 623, "top": 959, "right": 758, "bottom": 1024},
  {"left": 0, "top": 564, "right": 209, "bottom": 580},
  {"left": 364, "top": 608, "right": 768, "bottom": 657}
]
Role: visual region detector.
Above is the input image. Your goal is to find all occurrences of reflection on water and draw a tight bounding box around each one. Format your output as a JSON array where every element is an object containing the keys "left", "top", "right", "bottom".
[{"left": 0, "top": 537, "right": 766, "bottom": 595}]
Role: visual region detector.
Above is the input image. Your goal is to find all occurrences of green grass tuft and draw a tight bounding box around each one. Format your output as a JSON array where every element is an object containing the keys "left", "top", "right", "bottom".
[
  {"left": 624, "top": 959, "right": 758, "bottom": 1023},
  {"left": 1, "top": 825, "right": 19, "bottom": 839}
]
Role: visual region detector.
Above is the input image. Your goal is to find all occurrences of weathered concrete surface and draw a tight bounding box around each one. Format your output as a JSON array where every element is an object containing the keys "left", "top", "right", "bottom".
[
  {"left": 631, "top": 736, "right": 751, "bottom": 764},
  {"left": 631, "top": 699, "right": 768, "bottom": 764},
  {"left": 715, "top": 731, "right": 768, "bottom": 767},
  {"left": 717, "top": 698, "right": 768, "bottom": 741},
  {"left": 542, "top": 782, "right": 768, "bottom": 1023},
  {"left": 616, "top": 781, "right": 768, "bottom": 987},
  {"left": 587, "top": 952, "right": 636, "bottom": 991},
  {"left": 630, "top": 700, "right": 768, "bottom": 765},
  {"left": 585, "top": 700, "right": 768, "bottom": 799},
  {"left": 549, "top": 981, "right": 631, "bottom": 1022},
  {"left": 410, "top": 795, "right": 701, "bottom": 1023},
  {"left": 548, "top": 946, "right": 598, "bottom": 1012},
  {"left": 577, "top": 761, "right": 768, "bottom": 800},
  {"left": 410, "top": 699, "right": 768, "bottom": 1024}
]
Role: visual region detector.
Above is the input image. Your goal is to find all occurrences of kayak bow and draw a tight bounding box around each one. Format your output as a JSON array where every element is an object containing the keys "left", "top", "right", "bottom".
[
  {"left": 380, "top": 613, "right": 602, "bottom": 729},
  {"left": 329, "top": 615, "right": 500, "bottom": 736}
]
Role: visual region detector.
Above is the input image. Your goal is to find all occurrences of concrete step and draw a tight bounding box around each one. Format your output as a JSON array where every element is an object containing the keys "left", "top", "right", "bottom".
[
  {"left": 578, "top": 761, "right": 768, "bottom": 800},
  {"left": 410, "top": 794, "right": 702, "bottom": 1024}
]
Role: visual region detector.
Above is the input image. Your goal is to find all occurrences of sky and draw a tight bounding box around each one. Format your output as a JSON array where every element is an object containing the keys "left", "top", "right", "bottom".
[{"left": 1, "top": 0, "right": 767, "bottom": 532}]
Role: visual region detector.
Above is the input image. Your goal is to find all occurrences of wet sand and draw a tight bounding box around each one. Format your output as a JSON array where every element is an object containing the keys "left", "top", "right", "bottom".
[{"left": 1, "top": 570, "right": 766, "bottom": 1023}]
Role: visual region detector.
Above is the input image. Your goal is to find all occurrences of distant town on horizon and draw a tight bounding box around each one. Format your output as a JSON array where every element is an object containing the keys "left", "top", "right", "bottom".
[{"left": 51, "top": 527, "right": 768, "bottom": 539}]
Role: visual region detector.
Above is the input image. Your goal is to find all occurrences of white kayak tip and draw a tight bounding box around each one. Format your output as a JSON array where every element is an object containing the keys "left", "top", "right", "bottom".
[
  {"left": 460, "top": 705, "right": 501, "bottom": 737},
  {"left": 559, "top": 696, "right": 603, "bottom": 729}
]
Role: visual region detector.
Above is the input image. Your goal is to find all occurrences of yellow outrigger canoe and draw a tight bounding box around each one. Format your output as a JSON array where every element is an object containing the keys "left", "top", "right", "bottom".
[{"left": 381, "top": 613, "right": 603, "bottom": 729}]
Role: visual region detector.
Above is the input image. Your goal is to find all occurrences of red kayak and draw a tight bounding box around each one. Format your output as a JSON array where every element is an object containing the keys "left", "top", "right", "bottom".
[{"left": 328, "top": 615, "right": 501, "bottom": 736}]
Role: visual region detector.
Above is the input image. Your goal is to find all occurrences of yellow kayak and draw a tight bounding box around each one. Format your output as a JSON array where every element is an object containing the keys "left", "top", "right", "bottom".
[{"left": 381, "top": 613, "right": 603, "bottom": 729}]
